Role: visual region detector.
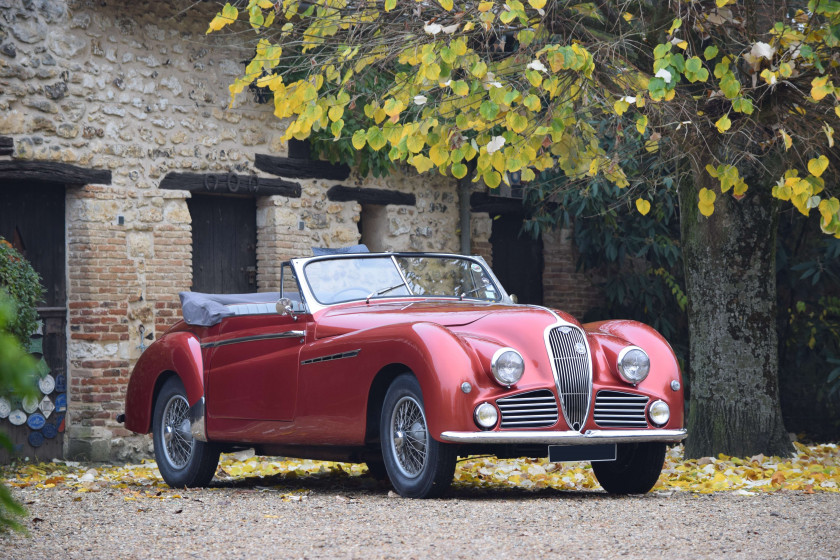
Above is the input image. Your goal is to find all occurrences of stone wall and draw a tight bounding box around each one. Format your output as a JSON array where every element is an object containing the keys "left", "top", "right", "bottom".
[{"left": 0, "top": 0, "right": 461, "bottom": 460}]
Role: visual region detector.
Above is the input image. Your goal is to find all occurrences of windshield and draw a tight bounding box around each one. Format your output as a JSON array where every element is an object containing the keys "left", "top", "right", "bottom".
[{"left": 303, "top": 255, "right": 502, "bottom": 305}]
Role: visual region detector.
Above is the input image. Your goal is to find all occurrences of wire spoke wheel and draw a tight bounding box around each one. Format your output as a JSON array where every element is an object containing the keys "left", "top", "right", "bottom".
[
  {"left": 379, "top": 374, "right": 457, "bottom": 498},
  {"left": 390, "top": 396, "right": 428, "bottom": 478},
  {"left": 161, "top": 393, "right": 193, "bottom": 469}
]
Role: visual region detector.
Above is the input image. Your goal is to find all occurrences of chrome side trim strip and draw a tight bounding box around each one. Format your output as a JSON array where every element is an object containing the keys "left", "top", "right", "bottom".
[
  {"left": 439, "top": 428, "right": 687, "bottom": 445},
  {"left": 189, "top": 397, "right": 207, "bottom": 442},
  {"left": 200, "top": 331, "right": 305, "bottom": 348},
  {"left": 300, "top": 349, "right": 361, "bottom": 366}
]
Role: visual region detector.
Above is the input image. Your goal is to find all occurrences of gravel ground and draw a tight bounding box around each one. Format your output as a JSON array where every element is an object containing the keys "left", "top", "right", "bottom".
[{"left": 2, "top": 473, "right": 839, "bottom": 560}]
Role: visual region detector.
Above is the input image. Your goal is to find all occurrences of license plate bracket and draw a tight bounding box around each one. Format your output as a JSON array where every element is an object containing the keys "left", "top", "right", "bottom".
[{"left": 548, "top": 443, "right": 617, "bottom": 463}]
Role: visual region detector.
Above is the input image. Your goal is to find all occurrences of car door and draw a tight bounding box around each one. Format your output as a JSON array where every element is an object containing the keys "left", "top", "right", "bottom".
[{"left": 204, "top": 312, "right": 307, "bottom": 422}]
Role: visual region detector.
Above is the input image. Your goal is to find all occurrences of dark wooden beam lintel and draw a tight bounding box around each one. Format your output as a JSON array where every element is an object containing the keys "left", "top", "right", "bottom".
[
  {"left": 0, "top": 137, "right": 12, "bottom": 157},
  {"left": 255, "top": 153, "right": 350, "bottom": 181},
  {"left": 327, "top": 185, "right": 416, "bottom": 206},
  {"left": 0, "top": 160, "right": 111, "bottom": 185},
  {"left": 159, "top": 172, "right": 301, "bottom": 198}
]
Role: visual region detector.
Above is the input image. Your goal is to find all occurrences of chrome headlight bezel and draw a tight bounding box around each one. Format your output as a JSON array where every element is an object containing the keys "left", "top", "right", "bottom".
[
  {"left": 490, "top": 348, "right": 525, "bottom": 387},
  {"left": 616, "top": 346, "right": 650, "bottom": 385}
]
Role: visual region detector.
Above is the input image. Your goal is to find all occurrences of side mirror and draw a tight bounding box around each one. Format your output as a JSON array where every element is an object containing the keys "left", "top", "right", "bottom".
[
  {"left": 276, "top": 297, "right": 297, "bottom": 320},
  {"left": 510, "top": 294, "right": 519, "bottom": 304}
]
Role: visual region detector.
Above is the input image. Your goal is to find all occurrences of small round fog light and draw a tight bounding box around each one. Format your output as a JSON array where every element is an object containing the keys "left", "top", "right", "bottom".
[
  {"left": 474, "top": 402, "right": 498, "bottom": 430},
  {"left": 649, "top": 400, "right": 670, "bottom": 427}
]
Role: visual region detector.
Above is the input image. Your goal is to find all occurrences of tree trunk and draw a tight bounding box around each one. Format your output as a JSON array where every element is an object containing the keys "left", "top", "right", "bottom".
[{"left": 679, "top": 164, "right": 793, "bottom": 459}]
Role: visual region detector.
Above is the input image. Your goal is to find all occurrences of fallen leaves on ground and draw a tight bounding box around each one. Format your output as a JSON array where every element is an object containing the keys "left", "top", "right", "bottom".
[{"left": 2, "top": 442, "right": 838, "bottom": 498}]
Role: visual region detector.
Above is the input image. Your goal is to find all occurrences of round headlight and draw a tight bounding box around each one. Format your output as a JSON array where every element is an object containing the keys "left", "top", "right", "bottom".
[
  {"left": 491, "top": 348, "right": 525, "bottom": 386},
  {"left": 649, "top": 399, "right": 670, "bottom": 426},
  {"left": 474, "top": 403, "right": 498, "bottom": 430},
  {"left": 617, "top": 346, "right": 650, "bottom": 384}
]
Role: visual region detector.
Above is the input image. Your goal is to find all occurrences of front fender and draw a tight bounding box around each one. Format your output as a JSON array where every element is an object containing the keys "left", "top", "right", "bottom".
[
  {"left": 584, "top": 319, "right": 684, "bottom": 429},
  {"left": 124, "top": 331, "right": 205, "bottom": 434}
]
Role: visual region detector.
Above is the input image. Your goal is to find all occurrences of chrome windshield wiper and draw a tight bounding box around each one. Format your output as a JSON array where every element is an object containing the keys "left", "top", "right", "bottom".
[{"left": 366, "top": 282, "right": 408, "bottom": 304}]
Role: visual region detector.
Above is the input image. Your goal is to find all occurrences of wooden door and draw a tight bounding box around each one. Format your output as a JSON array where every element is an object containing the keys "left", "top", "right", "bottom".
[
  {"left": 187, "top": 195, "right": 257, "bottom": 294},
  {"left": 489, "top": 213, "right": 544, "bottom": 305},
  {"left": 0, "top": 182, "right": 67, "bottom": 462}
]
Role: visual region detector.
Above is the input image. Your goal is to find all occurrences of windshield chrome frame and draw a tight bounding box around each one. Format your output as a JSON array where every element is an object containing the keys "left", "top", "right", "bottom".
[{"left": 290, "top": 252, "right": 512, "bottom": 314}]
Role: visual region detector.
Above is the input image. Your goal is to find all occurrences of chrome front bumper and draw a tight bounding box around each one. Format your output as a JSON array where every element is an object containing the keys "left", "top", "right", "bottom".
[{"left": 439, "top": 428, "right": 687, "bottom": 445}]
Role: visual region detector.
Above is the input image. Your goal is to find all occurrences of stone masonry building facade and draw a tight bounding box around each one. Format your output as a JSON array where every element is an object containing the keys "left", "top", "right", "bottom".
[{"left": 0, "top": 0, "right": 599, "bottom": 461}]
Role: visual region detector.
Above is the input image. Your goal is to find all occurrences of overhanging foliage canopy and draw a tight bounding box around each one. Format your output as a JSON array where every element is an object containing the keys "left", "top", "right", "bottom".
[{"left": 208, "top": 0, "right": 840, "bottom": 235}]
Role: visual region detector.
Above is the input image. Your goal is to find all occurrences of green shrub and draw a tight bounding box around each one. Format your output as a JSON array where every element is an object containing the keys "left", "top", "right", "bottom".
[{"left": 0, "top": 238, "right": 44, "bottom": 344}]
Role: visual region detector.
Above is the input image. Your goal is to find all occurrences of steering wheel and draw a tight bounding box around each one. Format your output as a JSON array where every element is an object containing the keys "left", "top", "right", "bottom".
[{"left": 331, "top": 287, "right": 370, "bottom": 302}]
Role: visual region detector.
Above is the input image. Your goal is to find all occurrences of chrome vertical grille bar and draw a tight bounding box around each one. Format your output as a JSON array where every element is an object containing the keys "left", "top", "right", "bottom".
[{"left": 546, "top": 325, "right": 592, "bottom": 432}]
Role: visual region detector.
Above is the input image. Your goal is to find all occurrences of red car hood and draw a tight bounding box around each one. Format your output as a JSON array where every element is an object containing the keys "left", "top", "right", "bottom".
[{"left": 313, "top": 300, "right": 579, "bottom": 339}]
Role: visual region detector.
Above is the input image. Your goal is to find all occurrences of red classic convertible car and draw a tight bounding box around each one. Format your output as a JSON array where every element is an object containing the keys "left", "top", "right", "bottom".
[{"left": 122, "top": 251, "right": 686, "bottom": 497}]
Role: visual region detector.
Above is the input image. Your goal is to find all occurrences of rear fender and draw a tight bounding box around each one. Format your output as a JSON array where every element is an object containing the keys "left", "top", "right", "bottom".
[{"left": 124, "top": 332, "right": 205, "bottom": 434}]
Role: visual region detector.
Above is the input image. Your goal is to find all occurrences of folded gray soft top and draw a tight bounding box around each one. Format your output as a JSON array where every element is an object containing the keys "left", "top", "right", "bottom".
[{"left": 179, "top": 291, "right": 296, "bottom": 327}]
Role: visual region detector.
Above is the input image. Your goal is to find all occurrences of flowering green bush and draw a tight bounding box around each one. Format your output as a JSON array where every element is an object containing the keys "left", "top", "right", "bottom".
[{"left": 0, "top": 238, "right": 43, "bottom": 344}]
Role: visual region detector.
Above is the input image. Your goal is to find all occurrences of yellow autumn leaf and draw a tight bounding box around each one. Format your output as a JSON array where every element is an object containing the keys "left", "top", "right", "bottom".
[
  {"left": 412, "top": 154, "right": 435, "bottom": 173},
  {"left": 715, "top": 115, "right": 731, "bottom": 133},
  {"left": 429, "top": 144, "right": 449, "bottom": 166},
  {"left": 328, "top": 105, "right": 344, "bottom": 122},
  {"left": 207, "top": 3, "right": 238, "bottom": 33},
  {"left": 406, "top": 135, "right": 425, "bottom": 153},
  {"left": 483, "top": 170, "right": 502, "bottom": 188},
  {"left": 385, "top": 0, "right": 396, "bottom": 11},
  {"left": 635, "top": 115, "right": 648, "bottom": 134},
  {"left": 698, "top": 187, "right": 716, "bottom": 217},
  {"left": 636, "top": 198, "right": 651, "bottom": 215},
  {"left": 811, "top": 76, "right": 833, "bottom": 101},
  {"left": 836, "top": 107, "right": 840, "bottom": 119},
  {"left": 478, "top": 1, "right": 494, "bottom": 11},
  {"left": 528, "top": 0, "right": 547, "bottom": 9},
  {"left": 808, "top": 155, "right": 829, "bottom": 177},
  {"left": 351, "top": 129, "right": 366, "bottom": 150},
  {"left": 820, "top": 197, "right": 840, "bottom": 222},
  {"left": 438, "top": 0, "right": 453, "bottom": 10},
  {"left": 780, "top": 129, "right": 792, "bottom": 150},
  {"left": 676, "top": 40, "right": 688, "bottom": 50},
  {"left": 613, "top": 99, "right": 630, "bottom": 116}
]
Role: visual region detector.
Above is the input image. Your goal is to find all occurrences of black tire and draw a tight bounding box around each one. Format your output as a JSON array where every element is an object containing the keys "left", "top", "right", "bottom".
[
  {"left": 592, "top": 442, "right": 666, "bottom": 494},
  {"left": 364, "top": 459, "right": 390, "bottom": 481},
  {"left": 380, "top": 374, "right": 457, "bottom": 498},
  {"left": 152, "top": 376, "right": 220, "bottom": 488}
]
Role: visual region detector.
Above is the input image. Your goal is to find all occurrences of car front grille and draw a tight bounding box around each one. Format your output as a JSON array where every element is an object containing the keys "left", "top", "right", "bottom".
[
  {"left": 496, "top": 390, "right": 559, "bottom": 428},
  {"left": 547, "top": 325, "right": 592, "bottom": 432},
  {"left": 594, "top": 390, "right": 649, "bottom": 428}
]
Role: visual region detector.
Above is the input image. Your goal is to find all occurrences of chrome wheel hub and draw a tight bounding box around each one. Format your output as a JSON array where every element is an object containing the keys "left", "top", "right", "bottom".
[
  {"left": 390, "top": 396, "right": 428, "bottom": 478},
  {"left": 161, "top": 394, "right": 193, "bottom": 469}
]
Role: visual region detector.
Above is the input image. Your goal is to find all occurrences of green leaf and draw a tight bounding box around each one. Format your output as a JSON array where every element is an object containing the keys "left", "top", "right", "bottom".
[
  {"left": 385, "top": 0, "right": 396, "bottom": 11},
  {"left": 451, "top": 162, "right": 468, "bottom": 178},
  {"left": 480, "top": 101, "right": 500, "bottom": 120},
  {"left": 732, "top": 97, "right": 754, "bottom": 115},
  {"left": 704, "top": 45, "right": 719, "bottom": 60}
]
